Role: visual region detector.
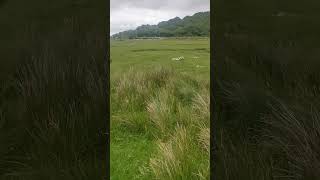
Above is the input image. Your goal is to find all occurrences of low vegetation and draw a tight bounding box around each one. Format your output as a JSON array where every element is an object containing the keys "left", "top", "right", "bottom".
[
  {"left": 110, "top": 39, "right": 210, "bottom": 179},
  {"left": 214, "top": 18, "right": 320, "bottom": 180},
  {"left": 213, "top": 1, "right": 320, "bottom": 178},
  {"left": 0, "top": 2, "right": 107, "bottom": 178},
  {"left": 111, "top": 67, "right": 209, "bottom": 180}
]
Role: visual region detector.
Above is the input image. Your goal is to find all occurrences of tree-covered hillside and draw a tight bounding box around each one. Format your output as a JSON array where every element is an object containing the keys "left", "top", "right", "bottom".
[{"left": 111, "top": 11, "right": 210, "bottom": 39}]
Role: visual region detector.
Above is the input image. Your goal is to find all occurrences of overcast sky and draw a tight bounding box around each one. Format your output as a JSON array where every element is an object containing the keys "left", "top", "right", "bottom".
[{"left": 110, "top": 0, "right": 210, "bottom": 35}]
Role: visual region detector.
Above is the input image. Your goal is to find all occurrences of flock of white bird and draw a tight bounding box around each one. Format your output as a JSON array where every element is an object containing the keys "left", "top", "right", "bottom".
[
  {"left": 171, "top": 56, "right": 185, "bottom": 61},
  {"left": 171, "top": 56, "right": 200, "bottom": 61},
  {"left": 171, "top": 56, "right": 205, "bottom": 68}
]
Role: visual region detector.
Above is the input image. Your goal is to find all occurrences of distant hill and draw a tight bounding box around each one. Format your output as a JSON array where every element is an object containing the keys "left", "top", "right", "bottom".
[{"left": 111, "top": 11, "right": 210, "bottom": 39}]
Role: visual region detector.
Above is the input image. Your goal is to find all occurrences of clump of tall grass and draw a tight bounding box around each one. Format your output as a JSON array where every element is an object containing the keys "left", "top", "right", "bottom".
[
  {"left": 192, "top": 88, "right": 210, "bottom": 124},
  {"left": 216, "top": 129, "right": 273, "bottom": 180},
  {"left": 213, "top": 37, "right": 320, "bottom": 179},
  {"left": 146, "top": 66, "right": 175, "bottom": 88},
  {"left": 198, "top": 127, "right": 210, "bottom": 153},
  {"left": 111, "top": 112, "right": 150, "bottom": 135},
  {"left": 262, "top": 101, "right": 320, "bottom": 179},
  {"left": 113, "top": 68, "right": 149, "bottom": 111},
  {"left": 147, "top": 125, "right": 209, "bottom": 180},
  {"left": 2, "top": 53, "right": 107, "bottom": 179},
  {"left": 0, "top": 110, "right": 17, "bottom": 176},
  {"left": 146, "top": 88, "right": 177, "bottom": 137},
  {"left": 149, "top": 125, "right": 205, "bottom": 180},
  {"left": 112, "top": 66, "right": 175, "bottom": 112},
  {"left": 0, "top": 17, "right": 107, "bottom": 178},
  {"left": 111, "top": 66, "right": 177, "bottom": 135},
  {"left": 111, "top": 66, "right": 210, "bottom": 179}
]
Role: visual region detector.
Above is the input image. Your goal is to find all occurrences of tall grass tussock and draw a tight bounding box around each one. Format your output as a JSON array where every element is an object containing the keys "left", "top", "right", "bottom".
[
  {"left": 111, "top": 65, "right": 209, "bottom": 179},
  {"left": 0, "top": 12, "right": 107, "bottom": 179},
  {"left": 213, "top": 12, "right": 320, "bottom": 178}
]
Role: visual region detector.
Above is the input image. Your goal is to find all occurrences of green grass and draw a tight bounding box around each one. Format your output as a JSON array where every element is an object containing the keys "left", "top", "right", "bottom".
[
  {"left": 110, "top": 38, "right": 210, "bottom": 180},
  {"left": 110, "top": 131, "right": 154, "bottom": 180},
  {"left": 0, "top": 12, "right": 107, "bottom": 179},
  {"left": 110, "top": 39, "right": 210, "bottom": 80},
  {"left": 213, "top": 20, "right": 320, "bottom": 178}
]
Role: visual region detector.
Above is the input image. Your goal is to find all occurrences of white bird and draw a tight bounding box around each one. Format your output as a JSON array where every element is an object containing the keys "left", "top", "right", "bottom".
[{"left": 172, "top": 56, "right": 184, "bottom": 61}]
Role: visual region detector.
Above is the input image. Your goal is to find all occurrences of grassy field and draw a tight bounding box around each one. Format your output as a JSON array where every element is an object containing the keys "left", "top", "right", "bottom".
[
  {"left": 110, "top": 39, "right": 209, "bottom": 79},
  {"left": 110, "top": 39, "right": 210, "bottom": 179},
  {"left": 213, "top": 28, "right": 320, "bottom": 179},
  {"left": 0, "top": 11, "right": 107, "bottom": 179}
]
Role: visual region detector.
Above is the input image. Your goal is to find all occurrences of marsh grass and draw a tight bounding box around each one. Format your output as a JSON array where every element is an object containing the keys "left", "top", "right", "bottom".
[
  {"left": 261, "top": 102, "right": 320, "bottom": 179},
  {"left": 111, "top": 65, "right": 209, "bottom": 179},
  {"left": 214, "top": 21, "right": 320, "bottom": 178},
  {"left": 0, "top": 14, "right": 107, "bottom": 179}
]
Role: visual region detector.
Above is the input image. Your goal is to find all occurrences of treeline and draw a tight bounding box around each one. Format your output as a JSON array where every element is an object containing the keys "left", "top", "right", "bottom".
[{"left": 111, "top": 11, "right": 210, "bottom": 39}]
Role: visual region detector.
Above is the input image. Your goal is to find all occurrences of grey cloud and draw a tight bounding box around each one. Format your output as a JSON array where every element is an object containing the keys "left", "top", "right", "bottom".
[
  {"left": 110, "top": 0, "right": 210, "bottom": 35},
  {"left": 111, "top": 0, "right": 209, "bottom": 11},
  {"left": 111, "top": 0, "right": 169, "bottom": 10}
]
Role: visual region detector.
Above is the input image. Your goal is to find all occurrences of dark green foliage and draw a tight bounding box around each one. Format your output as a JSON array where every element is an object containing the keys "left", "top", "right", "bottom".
[
  {"left": 0, "top": 0, "right": 107, "bottom": 179},
  {"left": 111, "top": 11, "right": 210, "bottom": 39},
  {"left": 136, "top": 25, "right": 160, "bottom": 37},
  {"left": 213, "top": 0, "right": 320, "bottom": 179}
]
